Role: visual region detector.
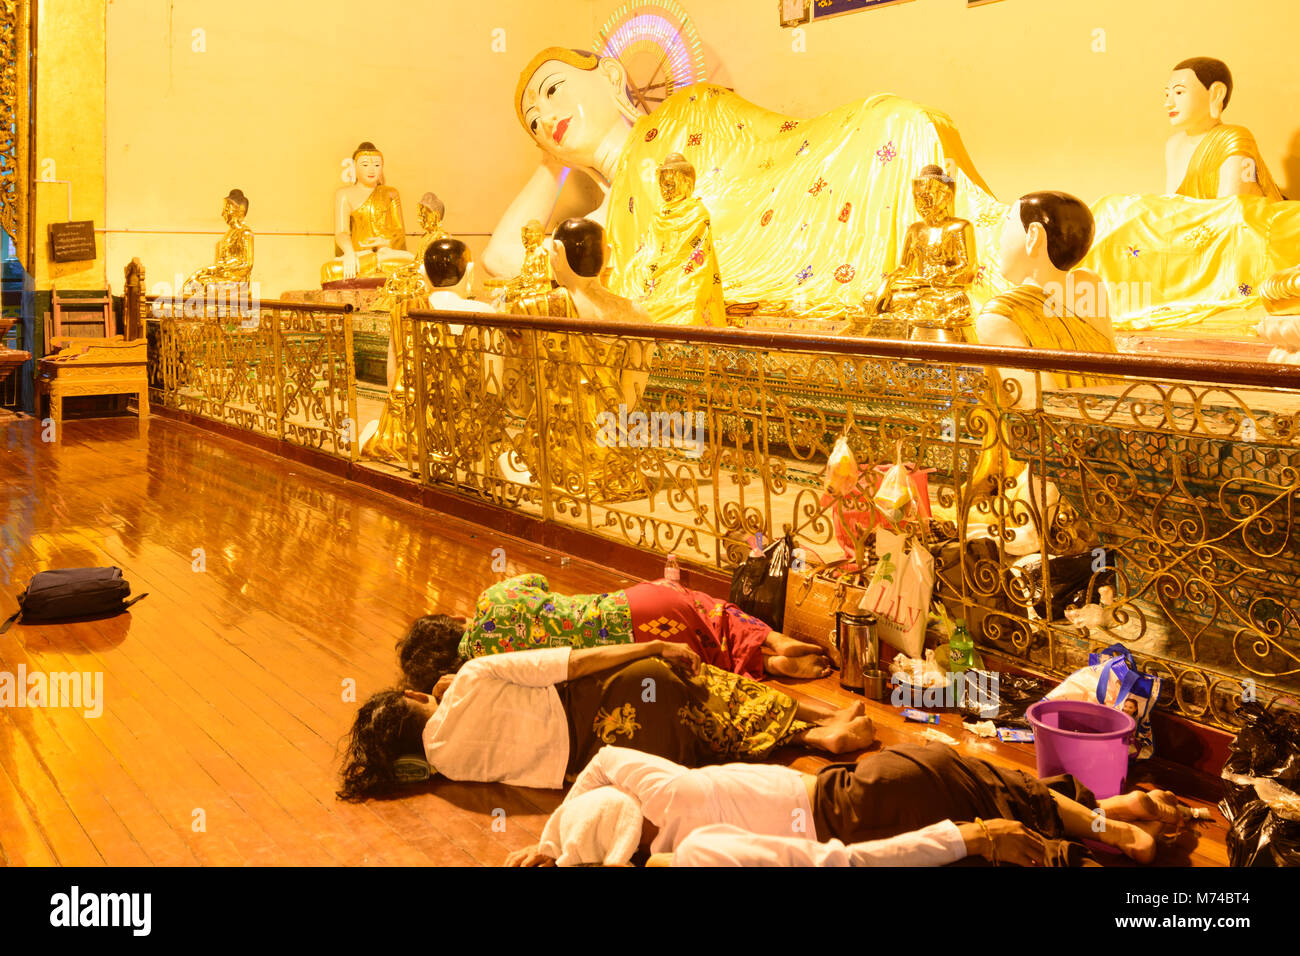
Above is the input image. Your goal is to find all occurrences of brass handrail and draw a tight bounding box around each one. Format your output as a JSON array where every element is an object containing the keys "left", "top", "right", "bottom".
[
  {"left": 407, "top": 307, "right": 1300, "bottom": 391},
  {"left": 145, "top": 294, "right": 357, "bottom": 316}
]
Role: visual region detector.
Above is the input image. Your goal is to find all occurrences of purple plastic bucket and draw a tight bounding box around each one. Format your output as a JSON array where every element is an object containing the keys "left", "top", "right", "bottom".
[{"left": 1026, "top": 700, "right": 1135, "bottom": 799}]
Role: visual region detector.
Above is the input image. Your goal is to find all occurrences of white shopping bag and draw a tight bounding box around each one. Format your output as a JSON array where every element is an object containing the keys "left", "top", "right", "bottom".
[{"left": 858, "top": 528, "right": 934, "bottom": 658}]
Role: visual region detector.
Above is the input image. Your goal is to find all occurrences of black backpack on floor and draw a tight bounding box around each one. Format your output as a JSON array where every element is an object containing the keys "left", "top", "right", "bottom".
[{"left": 1, "top": 567, "right": 148, "bottom": 633}]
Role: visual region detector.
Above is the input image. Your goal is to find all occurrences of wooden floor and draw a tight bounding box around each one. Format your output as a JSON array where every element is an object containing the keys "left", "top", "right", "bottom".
[{"left": 0, "top": 414, "right": 1229, "bottom": 866}]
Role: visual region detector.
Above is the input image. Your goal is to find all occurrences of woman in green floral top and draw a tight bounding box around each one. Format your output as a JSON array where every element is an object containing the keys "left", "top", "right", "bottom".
[{"left": 456, "top": 573, "right": 834, "bottom": 680}]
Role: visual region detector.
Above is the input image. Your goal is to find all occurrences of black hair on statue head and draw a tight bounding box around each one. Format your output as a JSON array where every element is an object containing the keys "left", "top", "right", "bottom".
[
  {"left": 1018, "top": 191, "right": 1095, "bottom": 271},
  {"left": 337, "top": 689, "right": 427, "bottom": 802},
  {"left": 397, "top": 614, "right": 467, "bottom": 692},
  {"left": 554, "top": 218, "right": 605, "bottom": 278},
  {"left": 1174, "top": 57, "right": 1233, "bottom": 109},
  {"left": 424, "top": 238, "right": 471, "bottom": 288}
]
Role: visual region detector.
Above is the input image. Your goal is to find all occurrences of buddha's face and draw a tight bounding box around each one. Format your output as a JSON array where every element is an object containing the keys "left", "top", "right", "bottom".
[
  {"left": 912, "top": 178, "right": 953, "bottom": 224},
  {"left": 355, "top": 152, "right": 384, "bottom": 187},
  {"left": 658, "top": 167, "right": 694, "bottom": 204},
  {"left": 1165, "top": 69, "right": 1217, "bottom": 129},
  {"left": 522, "top": 58, "right": 628, "bottom": 167},
  {"left": 419, "top": 206, "right": 442, "bottom": 233},
  {"left": 522, "top": 223, "right": 544, "bottom": 248},
  {"left": 222, "top": 198, "right": 240, "bottom": 224}
]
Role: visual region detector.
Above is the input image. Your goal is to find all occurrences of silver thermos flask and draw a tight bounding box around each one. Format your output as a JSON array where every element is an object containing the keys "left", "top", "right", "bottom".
[{"left": 837, "top": 610, "right": 878, "bottom": 692}]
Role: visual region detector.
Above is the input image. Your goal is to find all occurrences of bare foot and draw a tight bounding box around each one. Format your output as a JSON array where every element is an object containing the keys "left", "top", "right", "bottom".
[
  {"left": 766, "top": 654, "right": 832, "bottom": 680},
  {"left": 803, "top": 715, "right": 875, "bottom": 754},
  {"left": 768, "top": 632, "right": 840, "bottom": 666},
  {"left": 1097, "top": 818, "right": 1158, "bottom": 864},
  {"left": 832, "top": 701, "right": 866, "bottom": 722},
  {"left": 1100, "top": 789, "right": 1186, "bottom": 825}
]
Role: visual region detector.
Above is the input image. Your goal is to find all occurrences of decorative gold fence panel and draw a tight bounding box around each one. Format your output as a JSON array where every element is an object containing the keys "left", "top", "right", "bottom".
[
  {"left": 0, "top": 0, "right": 33, "bottom": 269},
  {"left": 405, "top": 307, "right": 1300, "bottom": 730},
  {"left": 153, "top": 298, "right": 359, "bottom": 459}
]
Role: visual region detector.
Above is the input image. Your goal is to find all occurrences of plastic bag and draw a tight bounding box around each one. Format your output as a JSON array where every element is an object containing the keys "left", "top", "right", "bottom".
[
  {"left": 1044, "top": 642, "right": 1160, "bottom": 759},
  {"left": 859, "top": 528, "right": 933, "bottom": 658},
  {"left": 1221, "top": 701, "right": 1300, "bottom": 867},
  {"left": 873, "top": 441, "right": 914, "bottom": 527},
  {"left": 823, "top": 436, "right": 859, "bottom": 498}
]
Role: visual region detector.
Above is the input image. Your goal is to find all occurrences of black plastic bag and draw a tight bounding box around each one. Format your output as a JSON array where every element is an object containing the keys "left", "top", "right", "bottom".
[
  {"left": 958, "top": 672, "right": 1058, "bottom": 727},
  {"left": 728, "top": 532, "right": 794, "bottom": 631},
  {"left": 1008, "top": 549, "right": 1115, "bottom": 621},
  {"left": 1220, "top": 700, "right": 1300, "bottom": 867}
]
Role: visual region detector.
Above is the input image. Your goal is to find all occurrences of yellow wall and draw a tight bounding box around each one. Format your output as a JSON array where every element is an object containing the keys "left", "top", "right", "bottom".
[
  {"left": 660, "top": 0, "right": 1300, "bottom": 203},
  {"left": 103, "top": 0, "right": 1300, "bottom": 298},
  {"left": 35, "top": 0, "right": 107, "bottom": 291}
]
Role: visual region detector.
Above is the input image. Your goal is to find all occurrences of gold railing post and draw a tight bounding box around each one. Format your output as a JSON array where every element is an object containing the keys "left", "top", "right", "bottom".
[
  {"left": 529, "top": 328, "right": 554, "bottom": 523},
  {"left": 272, "top": 306, "right": 285, "bottom": 441},
  {"left": 342, "top": 310, "right": 359, "bottom": 462},
  {"left": 410, "top": 304, "right": 430, "bottom": 483}
]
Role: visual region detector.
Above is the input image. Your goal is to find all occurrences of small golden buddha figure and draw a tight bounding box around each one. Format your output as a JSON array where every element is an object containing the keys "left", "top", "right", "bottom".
[
  {"left": 414, "top": 193, "right": 450, "bottom": 258},
  {"left": 622, "top": 152, "right": 727, "bottom": 327},
  {"left": 382, "top": 193, "right": 452, "bottom": 304},
  {"left": 966, "top": 192, "right": 1117, "bottom": 555},
  {"left": 185, "top": 189, "right": 253, "bottom": 289},
  {"left": 321, "top": 142, "right": 414, "bottom": 286},
  {"left": 362, "top": 238, "right": 494, "bottom": 464},
  {"left": 864, "top": 165, "right": 979, "bottom": 342},
  {"left": 502, "top": 220, "right": 558, "bottom": 312},
  {"left": 1164, "top": 58, "right": 1282, "bottom": 200}
]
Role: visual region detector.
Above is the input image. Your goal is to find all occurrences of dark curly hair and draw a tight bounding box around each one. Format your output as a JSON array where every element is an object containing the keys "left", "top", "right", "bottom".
[
  {"left": 397, "top": 614, "right": 468, "bottom": 692},
  {"left": 337, "top": 689, "right": 428, "bottom": 802}
]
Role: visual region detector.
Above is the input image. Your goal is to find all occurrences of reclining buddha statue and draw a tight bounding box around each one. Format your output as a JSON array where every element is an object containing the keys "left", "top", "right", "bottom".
[
  {"left": 1083, "top": 57, "right": 1300, "bottom": 334},
  {"left": 484, "top": 46, "right": 1011, "bottom": 321}
]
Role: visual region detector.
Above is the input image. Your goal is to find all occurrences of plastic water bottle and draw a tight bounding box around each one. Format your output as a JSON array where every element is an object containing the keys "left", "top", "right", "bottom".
[
  {"left": 664, "top": 554, "right": 681, "bottom": 585},
  {"left": 949, "top": 619, "right": 974, "bottom": 672}
]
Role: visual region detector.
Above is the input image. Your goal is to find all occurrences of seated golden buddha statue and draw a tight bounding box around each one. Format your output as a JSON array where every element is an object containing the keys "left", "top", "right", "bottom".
[
  {"left": 1084, "top": 58, "right": 1300, "bottom": 333},
  {"left": 620, "top": 152, "right": 727, "bottom": 326},
  {"left": 321, "top": 142, "right": 414, "bottom": 286},
  {"left": 965, "top": 192, "right": 1117, "bottom": 555},
  {"left": 863, "top": 165, "right": 978, "bottom": 342},
  {"left": 501, "top": 220, "right": 560, "bottom": 313},
  {"left": 185, "top": 189, "right": 253, "bottom": 290},
  {"left": 485, "top": 47, "right": 1009, "bottom": 321}
]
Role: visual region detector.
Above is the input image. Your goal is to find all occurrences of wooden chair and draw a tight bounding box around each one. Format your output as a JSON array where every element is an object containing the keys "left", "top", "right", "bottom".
[
  {"left": 37, "top": 337, "right": 149, "bottom": 425},
  {"left": 47, "top": 288, "right": 115, "bottom": 341}
]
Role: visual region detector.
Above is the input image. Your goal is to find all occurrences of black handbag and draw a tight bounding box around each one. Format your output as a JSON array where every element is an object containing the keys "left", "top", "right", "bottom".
[
  {"left": 728, "top": 532, "right": 795, "bottom": 630},
  {"left": 1, "top": 567, "right": 147, "bottom": 633}
]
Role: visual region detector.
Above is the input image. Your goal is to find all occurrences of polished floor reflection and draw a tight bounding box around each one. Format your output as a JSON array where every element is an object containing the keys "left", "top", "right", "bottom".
[{"left": 0, "top": 416, "right": 1227, "bottom": 865}]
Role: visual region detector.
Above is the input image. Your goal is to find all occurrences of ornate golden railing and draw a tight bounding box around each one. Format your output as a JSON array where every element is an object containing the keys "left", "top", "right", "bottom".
[
  {"left": 147, "top": 284, "right": 1300, "bottom": 730},
  {"left": 151, "top": 296, "right": 359, "bottom": 459},
  {"left": 398, "top": 306, "right": 1300, "bottom": 730},
  {"left": 0, "top": 0, "right": 33, "bottom": 269}
]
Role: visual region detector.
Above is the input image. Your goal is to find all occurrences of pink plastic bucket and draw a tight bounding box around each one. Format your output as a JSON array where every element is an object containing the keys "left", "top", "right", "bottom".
[{"left": 1026, "top": 700, "right": 1135, "bottom": 799}]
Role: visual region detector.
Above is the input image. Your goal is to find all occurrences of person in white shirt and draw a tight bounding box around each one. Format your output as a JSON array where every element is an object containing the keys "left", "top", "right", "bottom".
[
  {"left": 506, "top": 744, "right": 1189, "bottom": 867},
  {"left": 337, "top": 643, "right": 874, "bottom": 801}
]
